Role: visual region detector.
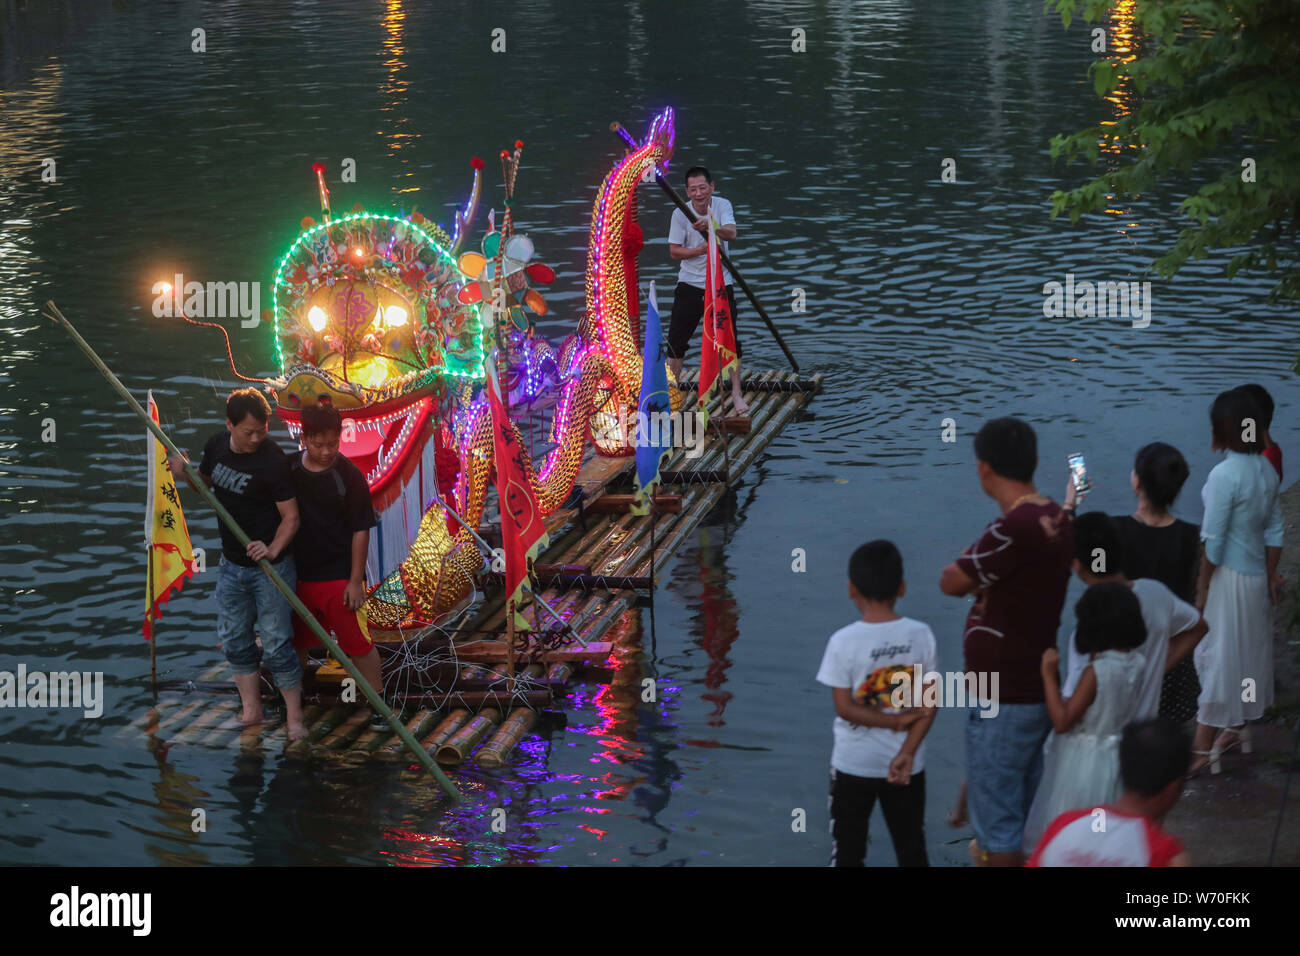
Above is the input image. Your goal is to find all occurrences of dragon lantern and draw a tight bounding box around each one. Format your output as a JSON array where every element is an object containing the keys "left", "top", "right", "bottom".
[{"left": 265, "top": 108, "right": 678, "bottom": 635}]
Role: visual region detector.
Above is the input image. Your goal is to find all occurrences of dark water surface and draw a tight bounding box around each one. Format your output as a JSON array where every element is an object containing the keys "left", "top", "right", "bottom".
[{"left": 2, "top": 0, "right": 1296, "bottom": 866}]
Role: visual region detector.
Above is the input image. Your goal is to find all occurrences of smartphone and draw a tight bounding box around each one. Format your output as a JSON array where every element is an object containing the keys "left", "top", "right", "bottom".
[{"left": 1067, "top": 452, "right": 1092, "bottom": 494}]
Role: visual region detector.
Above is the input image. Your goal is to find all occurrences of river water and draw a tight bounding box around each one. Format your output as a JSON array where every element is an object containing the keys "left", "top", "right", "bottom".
[{"left": 2, "top": 0, "right": 1295, "bottom": 866}]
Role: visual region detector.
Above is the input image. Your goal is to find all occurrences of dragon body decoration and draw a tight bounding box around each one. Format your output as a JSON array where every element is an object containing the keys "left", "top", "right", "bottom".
[{"left": 265, "top": 109, "right": 678, "bottom": 635}]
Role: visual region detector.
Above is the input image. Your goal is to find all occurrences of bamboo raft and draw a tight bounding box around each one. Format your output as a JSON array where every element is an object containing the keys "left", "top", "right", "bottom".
[{"left": 127, "top": 369, "right": 820, "bottom": 768}]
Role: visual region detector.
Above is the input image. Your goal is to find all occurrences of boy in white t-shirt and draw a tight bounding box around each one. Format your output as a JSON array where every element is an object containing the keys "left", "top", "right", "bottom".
[{"left": 816, "top": 540, "right": 938, "bottom": 867}]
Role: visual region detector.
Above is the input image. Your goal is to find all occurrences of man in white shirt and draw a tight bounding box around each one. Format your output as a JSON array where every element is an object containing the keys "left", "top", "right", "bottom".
[{"left": 667, "top": 166, "right": 749, "bottom": 415}]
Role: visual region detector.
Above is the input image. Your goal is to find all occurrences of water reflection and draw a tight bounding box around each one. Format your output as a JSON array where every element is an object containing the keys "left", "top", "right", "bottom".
[
  {"left": 121, "top": 734, "right": 211, "bottom": 865},
  {"left": 695, "top": 526, "right": 740, "bottom": 726},
  {"left": 380, "top": 0, "right": 418, "bottom": 194},
  {"left": 1101, "top": 1, "right": 1143, "bottom": 243},
  {"left": 1102, "top": 0, "right": 1140, "bottom": 130}
]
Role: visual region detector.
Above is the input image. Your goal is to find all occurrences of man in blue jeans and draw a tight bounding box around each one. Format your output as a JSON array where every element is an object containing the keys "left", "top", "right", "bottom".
[
  {"left": 170, "top": 388, "right": 306, "bottom": 739},
  {"left": 939, "top": 417, "right": 1073, "bottom": 866}
]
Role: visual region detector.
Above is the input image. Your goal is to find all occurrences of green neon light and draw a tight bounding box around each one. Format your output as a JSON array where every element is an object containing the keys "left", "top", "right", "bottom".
[{"left": 270, "top": 211, "right": 486, "bottom": 382}]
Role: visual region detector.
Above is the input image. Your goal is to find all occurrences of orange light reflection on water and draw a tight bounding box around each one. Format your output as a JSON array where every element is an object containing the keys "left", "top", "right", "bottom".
[
  {"left": 380, "top": 0, "right": 420, "bottom": 193},
  {"left": 1101, "top": 0, "right": 1144, "bottom": 238}
]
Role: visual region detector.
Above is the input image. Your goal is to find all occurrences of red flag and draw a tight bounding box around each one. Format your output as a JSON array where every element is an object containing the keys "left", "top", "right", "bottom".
[
  {"left": 697, "top": 214, "right": 738, "bottom": 428},
  {"left": 486, "top": 354, "right": 549, "bottom": 628}
]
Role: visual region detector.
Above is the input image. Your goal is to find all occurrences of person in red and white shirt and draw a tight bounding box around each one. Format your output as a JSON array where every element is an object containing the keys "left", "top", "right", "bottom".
[{"left": 1028, "top": 717, "right": 1191, "bottom": 867}]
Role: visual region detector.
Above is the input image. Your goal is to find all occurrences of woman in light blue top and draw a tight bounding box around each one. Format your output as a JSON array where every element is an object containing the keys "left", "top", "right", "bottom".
[{"left": 1190, "top": 389, "right": 1283, "bottom": 775}]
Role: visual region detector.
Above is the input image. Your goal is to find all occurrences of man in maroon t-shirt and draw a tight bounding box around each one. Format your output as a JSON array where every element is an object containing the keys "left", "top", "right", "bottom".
[{"left": 939, "top": 417, "right": 1073, "bottom": 866}]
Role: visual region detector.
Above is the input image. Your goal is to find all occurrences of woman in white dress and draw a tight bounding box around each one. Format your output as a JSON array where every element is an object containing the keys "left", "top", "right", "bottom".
[
  {"left": 1190, "top": 388, "right": 1284, "bottom": 775},
  {"left": 1023, "top": 582, "right": 1146, "bottom": 853}
]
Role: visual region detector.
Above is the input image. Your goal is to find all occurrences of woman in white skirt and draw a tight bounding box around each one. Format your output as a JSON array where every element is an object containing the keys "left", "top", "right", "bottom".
[{"left": 1190, "top": 388, "right": 1284, "bottom": 775}]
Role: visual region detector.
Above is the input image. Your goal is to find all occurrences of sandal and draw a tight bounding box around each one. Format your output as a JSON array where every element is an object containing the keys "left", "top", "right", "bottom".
[
  {"left": 1213, "top": 725, "right": 1252, "bottom": 757},
  {"left": 1187, "top": 748, "right": 1220, "bottom": 778}
]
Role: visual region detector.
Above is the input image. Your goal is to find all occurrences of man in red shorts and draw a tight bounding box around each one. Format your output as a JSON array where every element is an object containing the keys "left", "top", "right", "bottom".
[{"left": 289, "top": 404, "right": 384, "bottom": 726}]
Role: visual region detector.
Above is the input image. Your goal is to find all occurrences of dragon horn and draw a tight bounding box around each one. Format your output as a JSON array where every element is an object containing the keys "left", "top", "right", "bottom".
[
  {"left": 450, "top": 156, "right": 485, "bottom": 256},
  {"left": 311, "top": 161, "right": 331, "bottom": 222}
]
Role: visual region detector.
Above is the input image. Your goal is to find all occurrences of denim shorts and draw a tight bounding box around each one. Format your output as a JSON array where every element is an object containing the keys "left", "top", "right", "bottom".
[
  {"left": 964, "top": 702, "right": 1051, "bottom": 855},
  {"left": 215, "top": 554, "right": 301, "bottom": 691}
]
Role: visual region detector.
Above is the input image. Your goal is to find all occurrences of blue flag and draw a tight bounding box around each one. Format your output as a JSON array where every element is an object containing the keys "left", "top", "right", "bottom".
[{"left": 632, "top": 281, "right": 673, "bottom": 516}]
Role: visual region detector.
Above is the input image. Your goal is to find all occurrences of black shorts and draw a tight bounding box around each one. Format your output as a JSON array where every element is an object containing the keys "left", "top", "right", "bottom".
[{"left": 666, "top": 283, "right": 742, "bottom": 361}]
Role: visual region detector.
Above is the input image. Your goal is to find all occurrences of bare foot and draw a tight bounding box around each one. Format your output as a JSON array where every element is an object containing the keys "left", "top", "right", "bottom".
[
  {"left": 240, "top": 709, "right": 264, "bottom": 727},
  {"left": 731, "top": 393, "right": 750, "bottom": 417},
  {"left": 287, "top": 720, "right": 309, "bottom": 741}
]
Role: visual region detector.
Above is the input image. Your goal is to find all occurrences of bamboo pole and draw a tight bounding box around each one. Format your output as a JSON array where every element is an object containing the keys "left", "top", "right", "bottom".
[
  {"left": 210, "top": 703, "right": 300, "bottom": 749},
  {"left": 421, "top": 708, "right": 471, "bottom": 751},
  {"left": 149, "top": 699, "right": 208, "bottom": 735},
  {"left": 476, "top": 709, "right": 537, "bottom": 769},
  {"left": 42, "top": 302, "right": 464, "bottom": 803},
  {"left": 546, "top": 663, "right": 573, "bottom": 684},
  {"left": 436, "top": 708, "right": 502, "bottom": 765},
  {"left": 291, "top": 705, "right": 350, "bottom": 751},
  {"left": 317, "top": 709, "right": 372, "bottom": 752},
  {"left": 506, "top": 599, "right": 516, "bottom": 696},
  {"left": 170, "top": 700, "right": 239, "bottom": 746},
  {"left": 374, "top": 709, "right": 444, "bottom": 761},
  {"left": 147, "top": 545, "right": 157, "bottom": 692}
]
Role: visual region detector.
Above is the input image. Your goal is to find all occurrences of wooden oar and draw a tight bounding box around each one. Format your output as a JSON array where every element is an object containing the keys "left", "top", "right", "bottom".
[
  {"left": 610, "top": 121, "right": 800, "bottom": 374},
  {"left": 42, "top": 301, "right": 465, "bottom": 804}
]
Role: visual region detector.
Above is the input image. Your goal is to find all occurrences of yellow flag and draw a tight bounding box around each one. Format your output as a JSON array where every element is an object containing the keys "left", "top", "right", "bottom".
[{"left": 144, "top": 391, "right": 195, "bottom": 639}]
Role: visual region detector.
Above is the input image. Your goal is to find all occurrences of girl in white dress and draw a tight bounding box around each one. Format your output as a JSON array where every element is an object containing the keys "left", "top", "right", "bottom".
[
  {"left": 1023, "top": 582, "right": 1146, "bottom": 853},
  {"left": 1191, "top": 388, "right": 1283, "bottom": 774}
]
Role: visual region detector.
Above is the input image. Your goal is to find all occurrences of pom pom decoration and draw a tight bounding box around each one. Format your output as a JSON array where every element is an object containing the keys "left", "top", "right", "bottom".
[
  {"left": 470, "top": 156, "right": 485, "bottom": 170},
  {"left": 312, "top": 162, "right": 326, "bottom": 174},
  {"left": 300, "top": 216, "right": 316, "bottom": 230}
]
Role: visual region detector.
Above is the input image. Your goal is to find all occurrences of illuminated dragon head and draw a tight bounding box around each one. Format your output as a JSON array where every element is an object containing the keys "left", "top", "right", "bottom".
[{"left": 268, "top": 203, "right": 486, "bottom": 509}]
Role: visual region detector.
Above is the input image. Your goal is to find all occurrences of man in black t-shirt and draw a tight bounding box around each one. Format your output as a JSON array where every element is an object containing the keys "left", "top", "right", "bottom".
[
  {"left": 288, "top": 404, "right": 383, "bottom": 725},
  {"left": 169, "top": 388, "right": 307, "bottom": 739}
]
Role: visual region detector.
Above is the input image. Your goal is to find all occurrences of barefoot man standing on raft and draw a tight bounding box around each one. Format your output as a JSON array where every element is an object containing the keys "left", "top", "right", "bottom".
[
  {"left": 667, "top": 165, "right": 749, "bottom": 416},
  {"left": 169, "top": 387, "right": 308, "bottom": 740}
]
